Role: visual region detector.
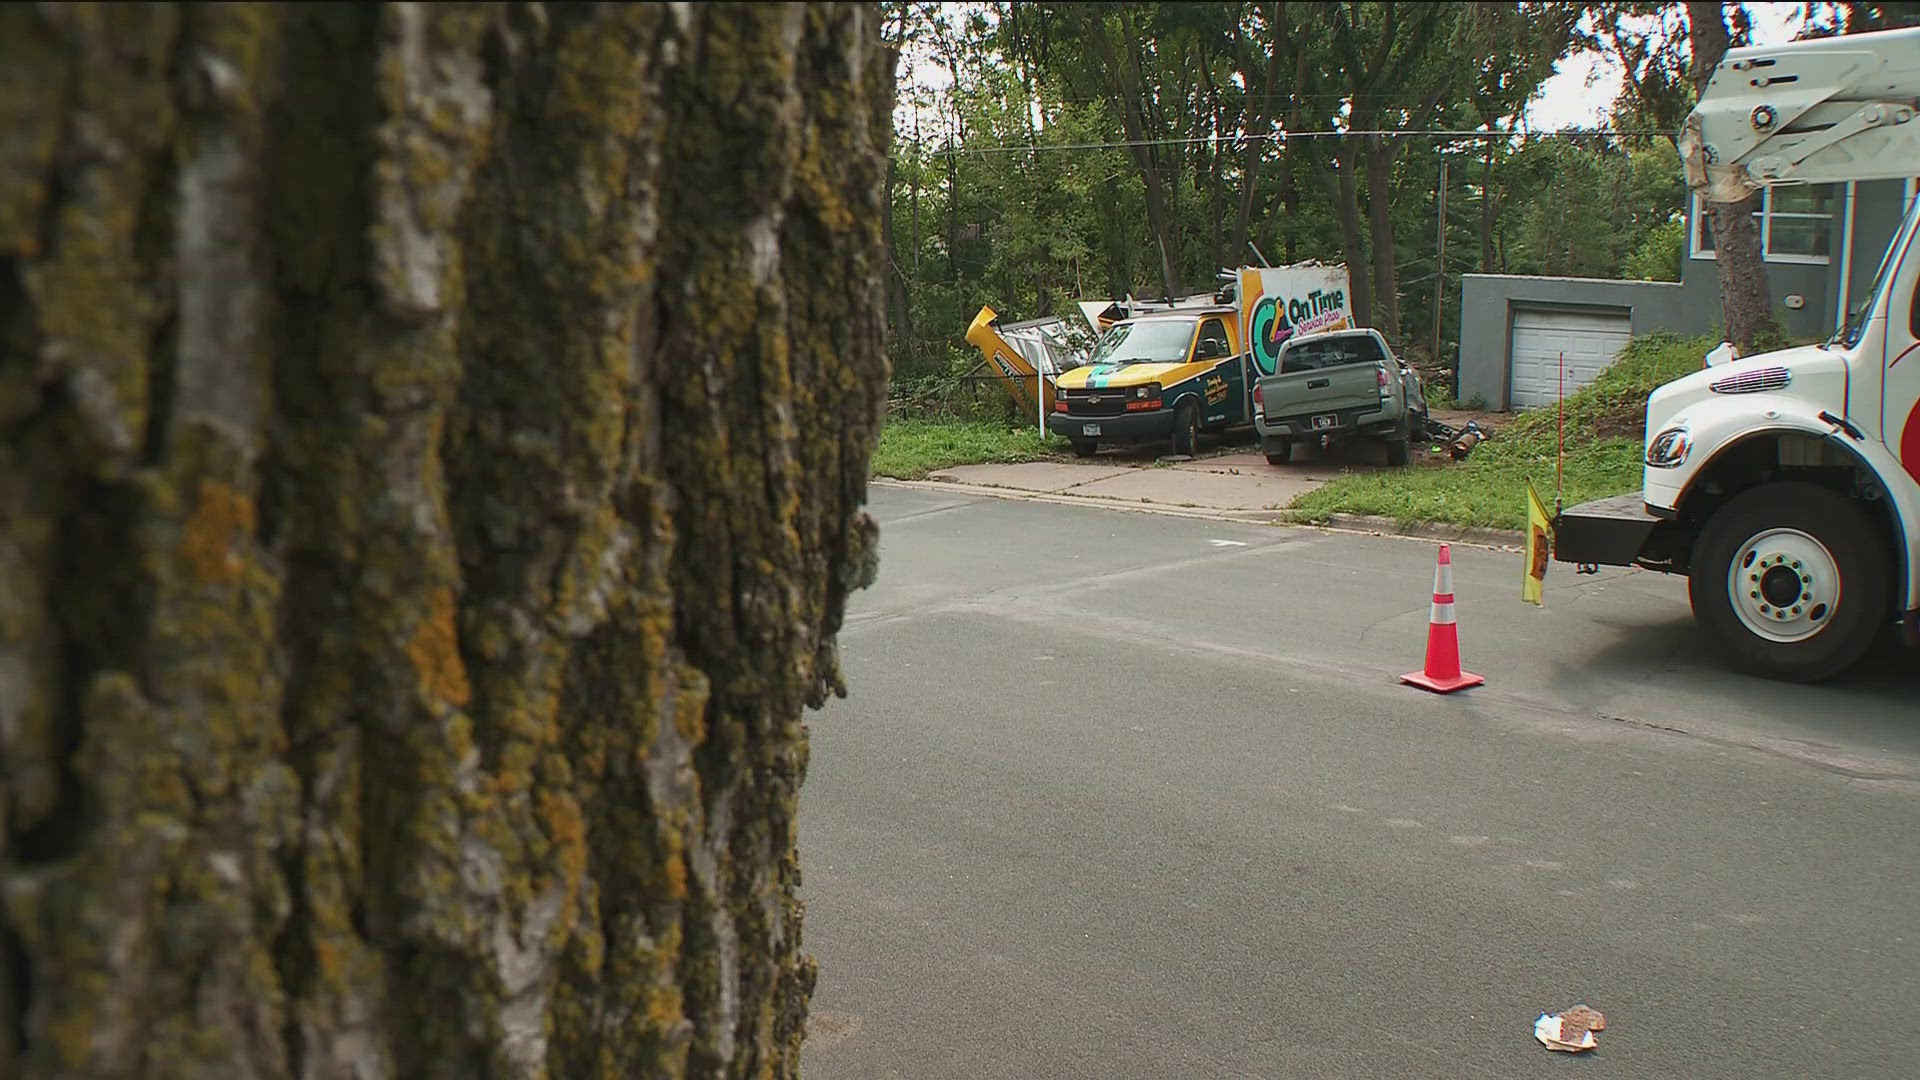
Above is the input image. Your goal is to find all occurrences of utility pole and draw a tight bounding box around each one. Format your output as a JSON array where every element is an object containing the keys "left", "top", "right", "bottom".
[{"left": 1432, "top": 155, "right": 1448, "bottom": 369}]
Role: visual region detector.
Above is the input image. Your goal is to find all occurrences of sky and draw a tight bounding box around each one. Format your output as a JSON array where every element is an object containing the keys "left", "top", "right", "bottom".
[{"left": 1522, "top": 2, "right": 1808, "bottom": 131}]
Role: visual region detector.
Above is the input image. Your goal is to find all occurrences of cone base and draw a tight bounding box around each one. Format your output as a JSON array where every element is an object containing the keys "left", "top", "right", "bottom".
[{"left": 1400, "top": 669, "right": 1485, "bottom": 694}]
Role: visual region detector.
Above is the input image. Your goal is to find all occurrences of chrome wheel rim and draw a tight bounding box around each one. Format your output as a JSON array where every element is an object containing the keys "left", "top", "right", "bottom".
[{"left": 1726, "top": 528, "right": 1838, "bottom": 643}]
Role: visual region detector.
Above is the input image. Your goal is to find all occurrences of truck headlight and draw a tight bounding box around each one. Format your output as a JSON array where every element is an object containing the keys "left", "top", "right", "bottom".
[
  {"left": 1054, "top": 384, "right": 1065, "bottom": 401},
  {"left": 1135, "top": 384, "right": 1158, "bottom": 400},
  {"left": 1646, "top": 426, "right": 1692, "bottom": 468}
]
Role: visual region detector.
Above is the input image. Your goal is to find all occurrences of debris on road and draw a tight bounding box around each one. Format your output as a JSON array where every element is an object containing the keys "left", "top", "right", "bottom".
[{"left": 1534, "top": 1004, "right": 1606, "bottom": 1052}]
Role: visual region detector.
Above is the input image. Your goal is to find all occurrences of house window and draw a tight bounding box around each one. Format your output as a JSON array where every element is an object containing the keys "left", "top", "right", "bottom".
[{"left": 1690, "top": 186, "right": 1835, "bottom": 264}]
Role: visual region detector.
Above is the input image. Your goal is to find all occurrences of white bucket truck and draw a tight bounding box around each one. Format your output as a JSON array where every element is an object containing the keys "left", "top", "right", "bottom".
[{"left": 1554, "top": 26, "right": 1920, "bottom": 681}]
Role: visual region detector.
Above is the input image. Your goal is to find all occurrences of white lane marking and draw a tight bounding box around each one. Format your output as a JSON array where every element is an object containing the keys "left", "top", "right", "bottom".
[{"left": 1207, "top": 539, "right": 1248, "bottom": 547}]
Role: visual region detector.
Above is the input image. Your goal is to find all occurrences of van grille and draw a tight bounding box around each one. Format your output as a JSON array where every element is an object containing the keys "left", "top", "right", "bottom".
[{"left": 1063, "top": 391, "right": 1131, "bottom": 416}]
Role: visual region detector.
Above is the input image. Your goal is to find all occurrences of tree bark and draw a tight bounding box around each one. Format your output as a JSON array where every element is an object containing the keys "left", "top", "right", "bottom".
[
  {"left": 1688, "top": 0, "right": 1781, "bottom": 351},
  {"left": 0, "top": 4, "right": 891, "bottom": 1078}
]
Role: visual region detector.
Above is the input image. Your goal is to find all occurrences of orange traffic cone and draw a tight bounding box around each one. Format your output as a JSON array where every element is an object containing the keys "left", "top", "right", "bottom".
[{"left": 1401, "top": 543, "right": 1484, "bottom": 694}]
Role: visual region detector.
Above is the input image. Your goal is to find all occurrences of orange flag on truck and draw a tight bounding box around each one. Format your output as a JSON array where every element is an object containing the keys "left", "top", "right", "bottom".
[{"left": 1523, "top": 479, "right": 1552, "bottom": 606}]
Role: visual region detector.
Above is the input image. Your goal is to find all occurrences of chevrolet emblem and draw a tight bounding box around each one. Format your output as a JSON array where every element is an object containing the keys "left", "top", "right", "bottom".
[{"left": 1088, "top": 395, "right": 1103, "bottom": 404}]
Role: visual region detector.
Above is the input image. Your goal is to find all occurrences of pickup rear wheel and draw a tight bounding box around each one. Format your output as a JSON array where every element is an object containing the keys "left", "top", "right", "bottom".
[
  {"left": 1170, "top": 401, "right": 1198, "bottom": 457},
  {"left": 1689, "top": 482, "right": 1889, "bottom": 683},
  {"left": 1384, "top": 435, "right": 1411, "bottom": 467},
  {"left": 1262, "top": 436, "right": 1292, "bottom": 466},
  {"left": 1070, "top": 439, "right": 1097, "bottom": 458}
]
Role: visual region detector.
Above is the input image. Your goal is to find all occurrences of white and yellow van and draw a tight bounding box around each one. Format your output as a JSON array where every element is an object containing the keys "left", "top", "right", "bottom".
[{"left": 1048, "top": 303, "right": 1250, "bottom": 457}]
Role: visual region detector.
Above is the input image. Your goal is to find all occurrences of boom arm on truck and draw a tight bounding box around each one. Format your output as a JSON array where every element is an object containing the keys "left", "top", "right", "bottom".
[
  {"left": 1680, "top": 26, "right": 1920, "bottom": 201},
  {"left": 1554, "top": 26, "right": 1920, "bottom": 682}
]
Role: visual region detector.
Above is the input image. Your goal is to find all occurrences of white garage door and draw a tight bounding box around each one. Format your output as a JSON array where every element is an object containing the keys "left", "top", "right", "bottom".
[{"left": 1508, "top": 306, "right": 1632, "bottom": 409}]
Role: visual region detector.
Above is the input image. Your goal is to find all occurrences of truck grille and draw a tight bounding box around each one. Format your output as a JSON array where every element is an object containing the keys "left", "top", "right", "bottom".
[{"left": 1709, "top": 367, "right": 1791, "bottom": 395}]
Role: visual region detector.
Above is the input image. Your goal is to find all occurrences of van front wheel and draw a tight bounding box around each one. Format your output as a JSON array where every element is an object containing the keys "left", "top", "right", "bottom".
[{"left": 1170, "top": 402, "right": 1199, "bottom": 457}]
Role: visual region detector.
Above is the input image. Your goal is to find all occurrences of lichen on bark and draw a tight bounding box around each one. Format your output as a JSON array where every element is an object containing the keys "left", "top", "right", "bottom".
[{"left": 0, "top": 4, "right": 891, "bottom": 1078}]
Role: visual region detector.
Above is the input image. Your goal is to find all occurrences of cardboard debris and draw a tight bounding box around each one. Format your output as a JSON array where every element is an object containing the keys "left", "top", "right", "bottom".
[{"left": 1534, "top": 1004, "right": 1606, "bottom": 1053}]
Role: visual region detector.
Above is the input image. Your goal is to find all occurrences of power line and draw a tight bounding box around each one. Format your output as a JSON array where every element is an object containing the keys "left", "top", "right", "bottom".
[{"left": 925, "top": 128, "right": 1669, "bottom": 156}]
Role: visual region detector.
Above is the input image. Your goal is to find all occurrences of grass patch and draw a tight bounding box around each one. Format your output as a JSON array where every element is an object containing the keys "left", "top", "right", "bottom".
[
  {"left": 1290, "top": 331, "right": 1714, "bottom": 531},
  {"left": 870, "top": 419, "right": 1055, "bottom": 480}
]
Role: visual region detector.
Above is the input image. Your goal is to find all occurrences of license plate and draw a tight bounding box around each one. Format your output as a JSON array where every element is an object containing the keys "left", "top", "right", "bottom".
[
  {"left": 1081, "top": 423, "right": 1101, "bottom": 436},
  {"left": 1311, "top": 413, "right": 1336, "bottom": 430}
]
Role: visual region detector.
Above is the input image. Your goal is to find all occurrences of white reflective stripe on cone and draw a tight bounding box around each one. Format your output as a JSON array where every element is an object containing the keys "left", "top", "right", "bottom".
[
  {"left": 1430, "top": 601, "right": 1457, "bottom": 625},
  {"left": 1435, "top": 561, "right": 1453, "bottom": 596}
]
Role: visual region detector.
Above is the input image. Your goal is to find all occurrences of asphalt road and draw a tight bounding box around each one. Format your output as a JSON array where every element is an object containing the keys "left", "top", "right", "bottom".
[{"left": 798, "top": 485, "right": 1920, "bottom": 1079}]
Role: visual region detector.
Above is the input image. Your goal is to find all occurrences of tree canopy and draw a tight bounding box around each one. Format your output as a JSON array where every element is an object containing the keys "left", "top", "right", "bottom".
[{"left": 882, "top": 1, "right": 1843, "bottom": 389}]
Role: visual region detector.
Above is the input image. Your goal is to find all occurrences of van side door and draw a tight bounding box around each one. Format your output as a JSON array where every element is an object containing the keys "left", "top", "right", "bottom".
[{"left": 1194, "top": 316, "right": 1240, "bottom": 425}]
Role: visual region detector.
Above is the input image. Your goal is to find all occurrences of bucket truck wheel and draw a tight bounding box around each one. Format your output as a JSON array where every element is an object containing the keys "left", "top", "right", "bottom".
[
  {"left": 1070, "top": 439, "right": 1097, "bottom": 458},
  {"left": 1262, "top": 436, "right": 1293, "bottom": 466},
  {"left": 1171, "top": 402, "right": 1199, "bottom": 457},
  {"left": 1689, "top": 482, "right": 1890, "bottom": 683}
]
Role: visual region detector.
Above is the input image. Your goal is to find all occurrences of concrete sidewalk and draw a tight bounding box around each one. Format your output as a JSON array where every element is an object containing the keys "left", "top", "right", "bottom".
[
  {"left": 903, "top": 437, "right": 1522, "bottom": 547},
  {"left": 921, "top": 444, "right": 1371, "bottom": 520}
]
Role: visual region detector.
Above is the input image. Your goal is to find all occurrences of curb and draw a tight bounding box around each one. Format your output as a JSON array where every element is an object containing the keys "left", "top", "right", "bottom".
[
  {"left": 874, "top": 479, "right": 1521, "bottom": 549},
  {"left": 1317, "top": 513, "right": 1524, "bottom": 550}
]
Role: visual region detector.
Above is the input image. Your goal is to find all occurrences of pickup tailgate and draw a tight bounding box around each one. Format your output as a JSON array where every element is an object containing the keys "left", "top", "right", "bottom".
[{"left": 1258, "top": 363, "right": 1380, "bottom": 422}]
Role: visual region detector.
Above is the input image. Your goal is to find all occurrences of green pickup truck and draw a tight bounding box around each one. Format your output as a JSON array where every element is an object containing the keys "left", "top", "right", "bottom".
[{"left": 1252, "top": 328, "right": 1429, "bottom": 466}]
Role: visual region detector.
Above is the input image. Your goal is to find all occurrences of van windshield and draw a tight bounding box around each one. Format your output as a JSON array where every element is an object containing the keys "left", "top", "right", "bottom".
[{"left": 1088, "top": 319, "right": 1196, "bottom": 366}]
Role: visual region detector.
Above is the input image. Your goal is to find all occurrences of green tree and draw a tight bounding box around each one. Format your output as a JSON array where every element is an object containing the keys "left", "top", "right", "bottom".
[
  {"left": 1590, "top": 0, "right": 1779, "bottom": 350},
  {"left": 0, "top": 3, "right": 891, "bottom": 1076}
]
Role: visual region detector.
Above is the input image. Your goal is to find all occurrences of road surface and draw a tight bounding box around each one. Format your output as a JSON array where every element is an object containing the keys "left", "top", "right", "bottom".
[{"left": 800, "top": 485, "right": 1920, "bottom": 1079}]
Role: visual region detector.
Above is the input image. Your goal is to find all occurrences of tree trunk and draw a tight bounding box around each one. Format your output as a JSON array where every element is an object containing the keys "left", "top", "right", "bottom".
[
  {"left": 885, "top": 152, "right": 914, "bottom": 375},
  {"left": 1709, "top": 193, "right": 1780, "bottom": 349},
  {"left": 1363, "top": 134, "right": 1401, "bottom": 340},
  {"left": 1688, "top": 0, "right": 1780, "bottom": 351},
  {"left": 0, "top": 4, "right": 891, "bottom": 1078},
  {"left": 1232, "top": 2, "right": 1286, "bottom": 263},
  {"left": 1314, "top": 145, "right": 1373, "bottom": 328},
  {"left": 1480, "top": 133, "right": 1497, "bottom": 273}
]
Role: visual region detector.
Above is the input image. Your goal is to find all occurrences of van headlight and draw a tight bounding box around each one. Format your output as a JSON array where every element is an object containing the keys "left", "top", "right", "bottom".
[
  {"left": 1135, "top": 384, "right": 1157, "bottom": 400},
  {"left": 1646, "top": 426, "right": 1692, "bottom": 468}
]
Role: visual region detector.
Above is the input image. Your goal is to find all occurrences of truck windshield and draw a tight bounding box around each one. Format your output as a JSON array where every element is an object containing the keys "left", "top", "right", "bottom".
[
  {"left": 1087, "top": 319, "right": 1196, "bottom": 365},
  {"left": 1280, "top": 335, "right": 1384, "bottom": 373},
  {"left": 1833, "top": 198, "right": 1917, "bottom": 349}
]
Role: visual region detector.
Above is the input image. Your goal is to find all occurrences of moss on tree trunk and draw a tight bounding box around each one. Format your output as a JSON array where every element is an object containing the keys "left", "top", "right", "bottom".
[{"left": 0, "top": 3, "right": 890, "bottom": 1077}]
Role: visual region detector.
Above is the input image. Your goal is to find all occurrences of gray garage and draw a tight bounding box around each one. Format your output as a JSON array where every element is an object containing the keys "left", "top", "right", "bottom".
[{"left": 1457, "top": 275, "right": 1693, "bottom": 412}]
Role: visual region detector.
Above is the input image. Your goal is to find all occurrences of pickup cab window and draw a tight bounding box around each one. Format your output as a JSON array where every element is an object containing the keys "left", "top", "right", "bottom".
[
  {"left": 1088, "top": 319, "right": 1196, "bottom": 366},
  {"left": 1279, "top": 335, "right": 1385, "bottom": 373}
]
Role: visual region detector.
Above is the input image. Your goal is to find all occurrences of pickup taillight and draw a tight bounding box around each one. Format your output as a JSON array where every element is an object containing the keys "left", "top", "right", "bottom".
[
  {"left": 1376, "top": 366, "right": 1390, "bottom": 392},
  {"left": 1253, "top": 383, "right": 1263, "bottom": 409}
]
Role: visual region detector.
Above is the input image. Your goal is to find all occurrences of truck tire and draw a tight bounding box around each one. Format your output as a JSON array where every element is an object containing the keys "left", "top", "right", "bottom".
[
  {"left": 1384, "top": 435, "right": 1411, "bottom": 467},
  {"left": 1262, "top": 435, "right": 1292, "bottom": 466},
  {"left": 1688, "top": 481, "right": 1890, "bottom": 683},
  {"left": 1171, "top": 401, "right": 1198, "bottom": 457},
  {"left": 1070, "top": 439, "right": 1097, "bottom": 458}
]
